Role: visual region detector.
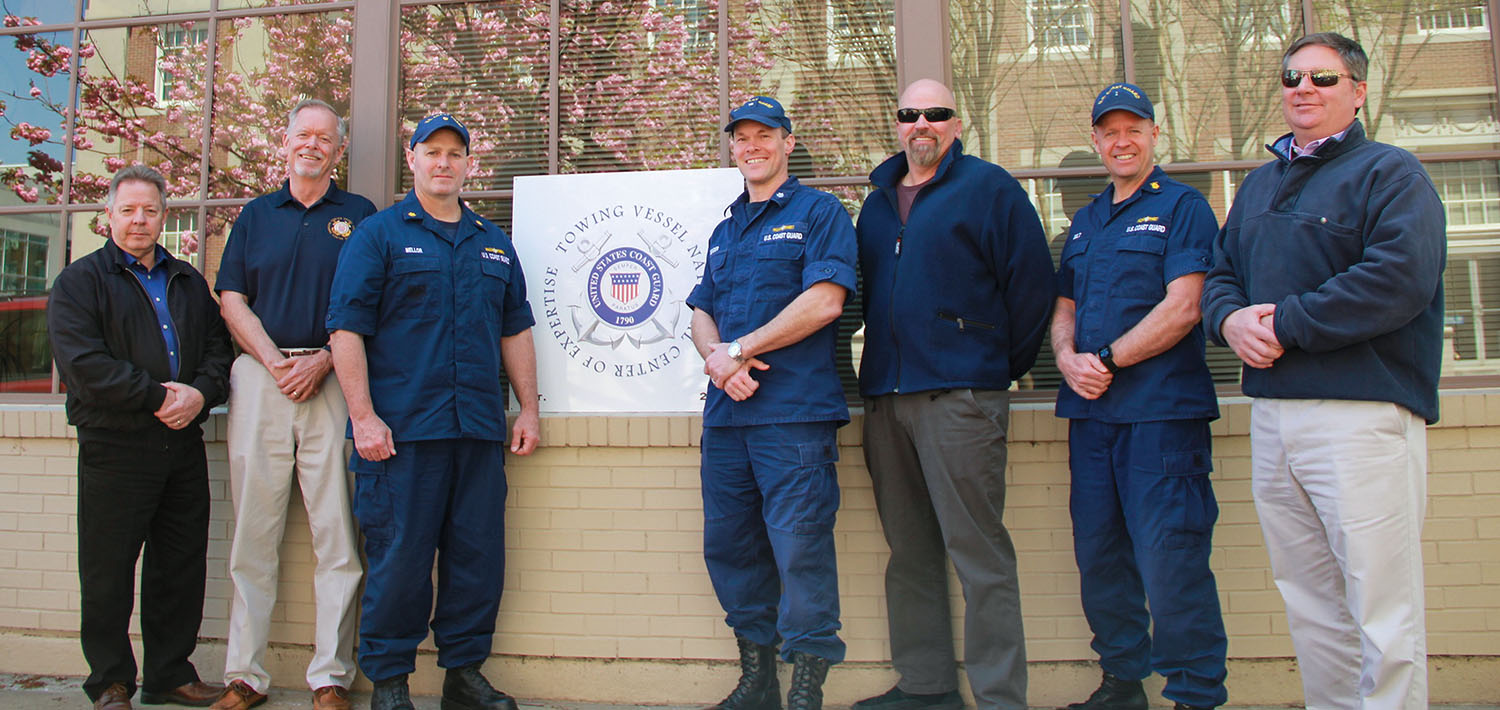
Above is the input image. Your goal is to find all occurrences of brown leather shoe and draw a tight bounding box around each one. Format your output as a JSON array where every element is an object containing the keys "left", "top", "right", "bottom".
[
  {"left": 209, "top": 680, "right": 267, "bottom": 710},
  {"left": 94, "top": 682, "right": 133, "bottom": 710},
  {"left": 312, "top": 685, "right": 352, "bottom": 710},
  {"left": 140, "top": 681, "right": 223, "bottom": 707}
]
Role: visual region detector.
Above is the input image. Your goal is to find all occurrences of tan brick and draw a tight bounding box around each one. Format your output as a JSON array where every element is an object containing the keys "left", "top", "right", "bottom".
[
  {"left": 492, "top": 633, "right": 554, "bottom": 656},
  {"left": 516, "top": 571, "right": 582, "bottom": 593},
  {"left": 649, "top": 615, "right": 719, "bottom": 638},
  {"left": 586, "top": 416, "right": 608, "bottom": 445},
  {"left": 580, "top": 489, "right": 643, "bottom": 510},
  {"left": 1436, "top": 540, "right": 1499, "bottom": 563},
  {"left": 618, "top": 636, "right": 682, "bottom": 659},
  {"left": 1427, "top": 609, "right": 1489, "bottom": 632}
]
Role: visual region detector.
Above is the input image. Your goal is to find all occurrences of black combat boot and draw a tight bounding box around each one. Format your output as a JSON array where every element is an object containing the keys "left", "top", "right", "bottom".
[
  {"left": 785, "top": 651, "right": 831, "bottom": 710},
  {"left": 442, "top": 663, "right": 519, "bottom": 710},
  {"left": 1059, "top": 671, "right": 1147, "bottom": 710},
  {"left": 371, "top": 675, "right": 415, "bottom": 710},
  {"left": 704, "top": 636, "right": 781, "bottom": 710}
]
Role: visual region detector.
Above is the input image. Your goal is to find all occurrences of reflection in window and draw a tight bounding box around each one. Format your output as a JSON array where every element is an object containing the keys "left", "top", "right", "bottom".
[
  {"left": 1419, "top": 4, "right": 1487, "bottom": 32},
  {"left": 156, "top": 23, "right": 208, "bottom": 102},
  {"left": 1429, "top": 161, "right": 1500, "bottom": 230},
  {"left": 653, "top": 0, "right": 714, "bottom": 49},
  {"left": 0, "top": 228, "right": 48, "bottom": 294},
  {"left": 1030, "top": 0, "right": 1092, "bottom": 50}
]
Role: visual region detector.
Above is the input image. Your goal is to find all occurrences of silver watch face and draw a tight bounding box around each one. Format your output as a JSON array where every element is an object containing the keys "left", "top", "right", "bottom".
[{"left": 728, "top": 341, "right": 743, "bottom": 360}]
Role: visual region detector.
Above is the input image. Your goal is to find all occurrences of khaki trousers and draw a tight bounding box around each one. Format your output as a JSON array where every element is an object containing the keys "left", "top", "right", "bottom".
[
  {"left": 1250, "top": 398, "right": 1427, "bottom": 710},
  {"left": 223, "top": 353, "right": 362, "bottom": 692}
]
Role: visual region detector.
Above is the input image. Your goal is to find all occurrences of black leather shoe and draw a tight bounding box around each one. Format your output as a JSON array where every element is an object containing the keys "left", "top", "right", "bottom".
[
  {"left": 371, "top": 675, "right": 415, "bottom": 710},
  {"left": 1059, "top": 672, "right": 1147, "bottom": 710},
  {"left": 785, "top": 651, "right": 831, "bottom": 710},
  {"left": 851, "top": 686, "right": 963, "bottom": 710},
  {"left": 442, "top": 663, "right": 519, "bottom": 710},
  {"left": 1173, "top": 703, "right": 1217, "bottom": 710},
  {"left": 704, "top": 636, "right": 780, "bottom": 710}
]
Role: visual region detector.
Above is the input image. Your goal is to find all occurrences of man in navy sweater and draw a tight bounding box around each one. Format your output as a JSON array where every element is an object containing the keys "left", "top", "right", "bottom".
[
  {"left": 853, "top": 78, "right": 1054, "bottom": 710},
  {"left": 1201, "top": 32, "right": 1445, "bottom": 710}
]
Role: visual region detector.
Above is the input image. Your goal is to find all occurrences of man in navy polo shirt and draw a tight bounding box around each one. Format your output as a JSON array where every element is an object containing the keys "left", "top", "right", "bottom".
[
  {"left": 1051, "top": 84, "right": 1226, "bottom": 710},
  {"left": 211, "top": 99, "right": 375, "bottom": 710},
  {"left": 686, "top": 96, "right": 857, "bottom": 710},
  {"left": 327, "top": 113, "right": 539, "bottom": 710}
]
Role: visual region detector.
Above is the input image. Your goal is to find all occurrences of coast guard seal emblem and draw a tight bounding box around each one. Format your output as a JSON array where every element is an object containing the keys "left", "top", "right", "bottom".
[{"left": 328, "top": 217, "right": 354, "bottom": 240}]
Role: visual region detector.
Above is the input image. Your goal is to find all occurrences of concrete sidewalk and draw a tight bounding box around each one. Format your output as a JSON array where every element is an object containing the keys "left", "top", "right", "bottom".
[{"left": 5, "top": 674, "right": 1498, "bottom": 710}]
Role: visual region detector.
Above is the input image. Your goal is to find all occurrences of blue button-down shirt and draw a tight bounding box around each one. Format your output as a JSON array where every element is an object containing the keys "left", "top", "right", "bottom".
[
  {"left": 1055, "top": 166, "right": 1219, "bottom": 422},
  {"left": 326, "top": 191, "right": 535, "bottom": 442},
  {"left": 216, "top": 180, "right": 377, "bottom": 348},
  {"left": 686, "top": 176, "right": 858, "bottom": 427},
  {"left": 124, "top": 244, "right": 180, "bottom": 380}
]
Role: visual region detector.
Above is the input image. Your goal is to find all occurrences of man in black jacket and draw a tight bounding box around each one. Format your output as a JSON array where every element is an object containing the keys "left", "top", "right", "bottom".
[{"left": 48, "top": 165, "right": 234, "bottom": 710}]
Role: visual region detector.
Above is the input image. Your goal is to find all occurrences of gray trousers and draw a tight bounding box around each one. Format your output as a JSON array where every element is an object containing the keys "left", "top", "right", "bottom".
[{"left": 862, "top": 389, "right": 1027, "bottom": 710}]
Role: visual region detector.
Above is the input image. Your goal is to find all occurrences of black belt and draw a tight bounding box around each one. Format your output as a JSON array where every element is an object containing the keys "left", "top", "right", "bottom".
[{"left": 280, "top": 348, "right": 323, "bottom": 357}]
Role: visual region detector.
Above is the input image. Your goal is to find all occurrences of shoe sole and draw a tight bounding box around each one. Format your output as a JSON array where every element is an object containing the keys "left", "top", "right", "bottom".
[
  {"left": 138, "top": 693, "right": 221, "bottom": 707},
  {"left": 440, "top": 698, "right": 519, "bottom": 710},
  {"left": 852, "top": 699, "right": 964, "bottom": 710}
]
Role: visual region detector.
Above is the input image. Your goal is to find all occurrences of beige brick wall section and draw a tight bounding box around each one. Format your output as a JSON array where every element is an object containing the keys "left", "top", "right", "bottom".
[{"left": 0, "top": 395, "right": 1497, "bottom": 704}]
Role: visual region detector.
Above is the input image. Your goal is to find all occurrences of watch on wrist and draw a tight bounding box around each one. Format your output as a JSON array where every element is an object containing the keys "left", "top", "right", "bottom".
[
  {"left": 1096, "top": 344, "right": 1120, "bottom": 373},
  {"left": 727, "top": 340, "right": 745, "bottom": 363}
]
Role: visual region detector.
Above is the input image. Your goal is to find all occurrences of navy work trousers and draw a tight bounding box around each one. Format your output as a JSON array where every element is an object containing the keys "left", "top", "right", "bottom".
[
  {"left": 350, "top": 438, "right": 507, "bottom": 682},
  {"left": 700, "top": 421, "right": 845, "bottom": 663},
  {"left": 1068, "top": 418, "right": 1228, "bottom": 708}
]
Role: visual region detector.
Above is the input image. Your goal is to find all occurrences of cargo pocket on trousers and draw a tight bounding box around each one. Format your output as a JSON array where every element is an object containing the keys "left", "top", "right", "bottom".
[
  {"left": 792, "top": 439, "right": 840, "bottom": 536},
  {"left": 1158, "top": 449, "right": 1217, "bottom": 551},
  {"left": 350, "top": 456, "right": 394, "bottom": 547}
]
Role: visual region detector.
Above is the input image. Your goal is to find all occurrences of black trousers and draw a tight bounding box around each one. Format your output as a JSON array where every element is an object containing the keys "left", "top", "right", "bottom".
[{"left": 77, "top": 426, "right": 209, "bottom": 701}]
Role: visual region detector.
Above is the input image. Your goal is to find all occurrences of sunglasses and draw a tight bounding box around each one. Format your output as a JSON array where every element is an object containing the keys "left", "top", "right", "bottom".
[
  {"left": 1281, "top": 68, "right": 1352, "bottom": 88},
  {"left": 896, "top": 107, "right": 956, "bottom": 123}
]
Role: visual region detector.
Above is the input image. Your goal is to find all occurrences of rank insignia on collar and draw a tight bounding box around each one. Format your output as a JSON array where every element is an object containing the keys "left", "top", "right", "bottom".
[
  {"left": 328, "top": 217, "right": 354, "bottom": 240},
  {"left": 1150, "top": 181, "right": 1160, "bottom": 189}
]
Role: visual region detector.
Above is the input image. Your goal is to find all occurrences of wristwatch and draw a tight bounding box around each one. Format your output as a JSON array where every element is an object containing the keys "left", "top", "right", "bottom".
[
  {"left": 727, "top": 340, "right": 745, "bottom": 363},
  {"left": 1096, "top": 344, "right": 1120, "bottom": 373}
]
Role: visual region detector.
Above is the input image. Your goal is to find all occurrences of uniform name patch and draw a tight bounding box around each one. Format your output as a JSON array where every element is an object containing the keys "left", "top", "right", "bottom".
[
  {"left": 1125, "top": 223, "right": 1166, "bottom": 234},
  {"left": 762, "top": 230, "right": 804, "bottom": 243},
  {"left": 481, "top": 251, "right": 512, "bottom": 264},
  {"left": 404, "top": 246, "right": 424, "bottom": 254}
]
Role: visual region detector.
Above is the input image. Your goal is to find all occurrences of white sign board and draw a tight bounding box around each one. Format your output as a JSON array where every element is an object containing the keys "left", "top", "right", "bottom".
[{"left": 512, "top": 167, "right": 745, "bottom": 414}]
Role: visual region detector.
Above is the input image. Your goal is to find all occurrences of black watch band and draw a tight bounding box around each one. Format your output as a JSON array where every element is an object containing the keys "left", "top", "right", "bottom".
[{"left": 1096, "top": 345, "right": 1120, "bottom": 373}]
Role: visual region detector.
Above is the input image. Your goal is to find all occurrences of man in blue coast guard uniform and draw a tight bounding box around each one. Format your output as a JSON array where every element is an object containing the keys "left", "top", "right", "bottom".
[
  {"left": 326, "top": 113, "right": 541, "bottom": 710},
  {"left": 1051, "top": 84, "right": 1227, "bottom": 710},
  {"left": 687, "top": 95, "right": 858, "bottom": 710}
]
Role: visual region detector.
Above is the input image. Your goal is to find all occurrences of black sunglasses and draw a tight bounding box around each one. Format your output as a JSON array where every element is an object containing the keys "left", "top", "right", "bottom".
[
  {"left": 1281, "top": 68, "right": 1352, "bottom": 88},
  {"left": 896, "top": 107, "right": 956, "bottom": 123}
]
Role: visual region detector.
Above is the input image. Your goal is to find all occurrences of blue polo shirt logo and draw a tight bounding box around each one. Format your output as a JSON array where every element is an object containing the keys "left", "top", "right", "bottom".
[{"left": 328, "top": 217, "right": 354, "bottom": 240}]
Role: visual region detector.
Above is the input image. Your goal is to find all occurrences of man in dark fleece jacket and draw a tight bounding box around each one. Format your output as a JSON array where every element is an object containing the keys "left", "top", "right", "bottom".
[
  {"left": 853, "top": 78, "right": 1054, "bottom": 710},
  {"left": 48, "top": 165, "right": 233, "bottom": 710},
  {"left": 1200, "top": 33, "right": 1444, "bottom": 710}
]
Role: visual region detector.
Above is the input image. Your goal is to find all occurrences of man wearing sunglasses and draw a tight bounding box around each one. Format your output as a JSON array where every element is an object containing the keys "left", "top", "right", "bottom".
[
  {"left": 1202, "top": 32, "right": 1445, "bottom": 710},
  {"left": 1051, "top": 83, "right": 1226, "bottom": 710},
  {"left": 687, "top": 95, "right": 857, "bottom": 710},
  {"left": 854, "top": 78, "right": 1054, "bottom": 710}
]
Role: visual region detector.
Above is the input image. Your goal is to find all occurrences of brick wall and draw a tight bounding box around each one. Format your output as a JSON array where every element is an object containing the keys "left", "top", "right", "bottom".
[{"left": 1, "top": 395, "right": 1497, "bottom": 705}]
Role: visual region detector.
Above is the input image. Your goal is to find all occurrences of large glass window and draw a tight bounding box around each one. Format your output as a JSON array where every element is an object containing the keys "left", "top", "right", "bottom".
[{"left": 0, "top": 2, "right": 356, "bottom": 394}]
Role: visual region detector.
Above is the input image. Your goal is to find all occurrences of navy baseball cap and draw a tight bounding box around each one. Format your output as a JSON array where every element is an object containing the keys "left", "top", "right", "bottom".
[
  {"left": 1091, "top": 83, "right": 1154, "bottom": 124},
  {"left": 724, "top": 96, "right": 792, "bottom": 134},
  {"left": 409, "top": 113, "right": 471, "bottom": 150}
]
